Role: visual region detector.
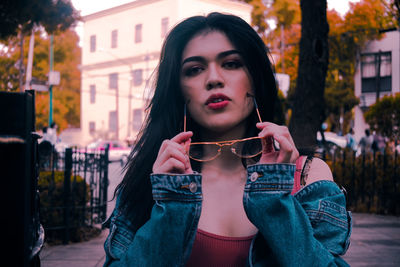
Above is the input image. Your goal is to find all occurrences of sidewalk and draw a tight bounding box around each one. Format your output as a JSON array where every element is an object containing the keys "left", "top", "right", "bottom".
[
  {"left": 40, "top": 213, "right": 400, "bottom": 267},
  {"left": 342, "top": 212, "right": 400, "bottom": 266}
]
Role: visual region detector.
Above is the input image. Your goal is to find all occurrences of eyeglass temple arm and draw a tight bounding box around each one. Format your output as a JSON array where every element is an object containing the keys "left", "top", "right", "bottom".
[
  {"left": 247, "top": 93, "right": 278, "bottom": 150},
  {"left": 246, "top": 93, "right": 262, "bottom": 123},
  {"left": 184, "top": 102, "right": 187, "bottom": 132}
]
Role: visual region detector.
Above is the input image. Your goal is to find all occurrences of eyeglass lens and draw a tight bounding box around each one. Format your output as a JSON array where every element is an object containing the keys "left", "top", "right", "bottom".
[
  {"left": 231, "top": 138, "right": 263, "bottom": 158},
  {"left": 189, "top": 143, "right": 220, "bottom": 161},
  {"left": 189, "top": 138, "right": 262, "bottom": 161}
]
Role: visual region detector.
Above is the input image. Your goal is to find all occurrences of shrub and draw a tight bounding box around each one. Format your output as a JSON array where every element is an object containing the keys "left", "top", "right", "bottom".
[
  {"left": 38, "top": 171, "right": 100, "bottom": 244},
  {"left": 327, "top": 148, "right": 400, "bottom": 215}
]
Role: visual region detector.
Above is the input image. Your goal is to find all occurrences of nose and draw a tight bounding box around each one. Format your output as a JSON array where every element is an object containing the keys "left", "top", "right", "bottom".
[{"left": 206, "top": 64, "right": 224, "bottom": 90}]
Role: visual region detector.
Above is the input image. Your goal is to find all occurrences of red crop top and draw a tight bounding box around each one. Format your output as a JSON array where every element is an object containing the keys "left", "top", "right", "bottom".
[
  {"left": 186, "top": 157, "right": 307, "bottom": 266},
  {"left": 185, "top": 228, "right": 254, "bottom": 267}
]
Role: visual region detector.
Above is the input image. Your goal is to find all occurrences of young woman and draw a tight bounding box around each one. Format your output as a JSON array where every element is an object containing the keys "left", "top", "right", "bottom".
[{"left": 103, "top": 13, "right": 351, "bottom": 266}]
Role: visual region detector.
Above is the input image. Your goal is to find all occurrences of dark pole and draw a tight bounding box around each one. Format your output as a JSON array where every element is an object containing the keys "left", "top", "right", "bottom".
[
  {"left": 375, "top": 50, "right": 382, "bottom": 102},
  {"left": 102, "top": 145, "right": 109, "bottom": 223},
  {"left": 63, "top": 148, "right": 72, "bottom": 244},
  {"left": 19, "top": 32, "right": 24, "bottom": 92},
  {"left": 116, "top": 83, "right": 119, "bottom": 140},
  {"left": 49, "top": 35, "right": 54, "bottom": 126}
]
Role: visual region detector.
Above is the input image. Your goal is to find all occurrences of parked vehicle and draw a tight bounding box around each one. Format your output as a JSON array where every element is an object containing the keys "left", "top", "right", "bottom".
[
  {"left": 54, "top": 142, "right": 71, "bottom": 154},
  {"left": 316, "top": 131, "right": 347, "bottom": 156},
  {"left": 86, "top": 140, "right": 132, "bottom": 163}
]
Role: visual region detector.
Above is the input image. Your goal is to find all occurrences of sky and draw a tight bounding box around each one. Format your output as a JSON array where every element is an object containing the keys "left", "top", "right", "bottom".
[
  {"left": 70, "top": 0, "right": 361, "bottom": 45},
  {"left": 71, "top": 0, "right": 360, "bottom": 16}
]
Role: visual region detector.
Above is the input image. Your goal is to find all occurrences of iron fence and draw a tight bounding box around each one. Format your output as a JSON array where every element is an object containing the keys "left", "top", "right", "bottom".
[
  {"left": 38, "top": 145, "right": 109, "bottom": 244},
  {"left": 322, "top": 148, "right": 400, "bottom": 215}
]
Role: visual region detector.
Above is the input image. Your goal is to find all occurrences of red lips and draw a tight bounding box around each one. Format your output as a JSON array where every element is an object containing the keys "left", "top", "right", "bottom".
[{"left": 205, "top": 93, "right": 231, "bottom": 110}]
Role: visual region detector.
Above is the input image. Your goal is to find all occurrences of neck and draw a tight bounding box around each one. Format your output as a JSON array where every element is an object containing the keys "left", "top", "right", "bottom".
[{"left": 201, "top": 148, "right": 246, "bottom": 178}]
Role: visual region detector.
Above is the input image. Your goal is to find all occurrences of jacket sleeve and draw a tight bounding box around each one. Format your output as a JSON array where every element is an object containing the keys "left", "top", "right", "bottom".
[
  {"left": 244, "top": 164, "right": 352, "bottom": 266},
  {"left": 103, "top": 173, "right": 202, "bottom": 267}
]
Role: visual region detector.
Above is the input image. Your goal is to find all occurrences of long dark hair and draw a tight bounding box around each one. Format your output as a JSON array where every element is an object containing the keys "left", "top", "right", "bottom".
[{"left": 116, "top": 12, "right": 278, "bottom": 231}]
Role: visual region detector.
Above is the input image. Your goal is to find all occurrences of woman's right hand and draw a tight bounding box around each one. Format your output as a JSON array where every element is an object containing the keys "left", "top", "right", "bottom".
[{"left": 152, "top": 131, "right": 193, "bottom": 174}]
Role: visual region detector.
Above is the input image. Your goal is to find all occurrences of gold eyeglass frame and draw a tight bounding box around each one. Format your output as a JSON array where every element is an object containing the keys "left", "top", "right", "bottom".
[{"left": 184, "top": 93, "right": 264, "bottom": 162}]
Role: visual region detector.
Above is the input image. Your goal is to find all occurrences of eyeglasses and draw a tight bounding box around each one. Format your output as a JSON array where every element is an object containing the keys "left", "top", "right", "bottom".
[
  {"left": 184, "top": 93, "right": 264, "bottom": 162},
  {"left": 188, "top": 136, "right": 263, "bottom": 162}
]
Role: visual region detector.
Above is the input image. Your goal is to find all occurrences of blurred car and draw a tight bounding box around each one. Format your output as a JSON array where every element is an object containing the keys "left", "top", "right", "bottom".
[
  {"left": 86, "top": 140, "right": 132, "bottom": 163},
  {"left": 316, "top": 131, "right": 347, "bottom": 155},
  {"left": 54, "top": 142, "right": 71, "bottom": 154}
]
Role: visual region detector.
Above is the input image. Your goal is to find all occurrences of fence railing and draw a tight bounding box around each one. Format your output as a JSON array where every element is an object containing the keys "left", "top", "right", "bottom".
[
  {"left": 322, "top": 147, "right": 400, "bottom": 215},
  {"left": 38, "top": 144, "right": 109, "bottom": 244}
]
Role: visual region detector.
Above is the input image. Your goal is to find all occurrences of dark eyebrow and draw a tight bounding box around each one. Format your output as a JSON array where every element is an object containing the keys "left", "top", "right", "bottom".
[{"left": 182, "top": 50, "right": 240, "bottom": 65}]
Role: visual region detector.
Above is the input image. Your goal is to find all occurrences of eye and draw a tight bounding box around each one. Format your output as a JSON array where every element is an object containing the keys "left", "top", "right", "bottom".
[
  {"left": 223, "top": 59, "right": 243, "bottom": 70},
  {"left": 183, "top": 65, "right": 204, "bottom": 77}
]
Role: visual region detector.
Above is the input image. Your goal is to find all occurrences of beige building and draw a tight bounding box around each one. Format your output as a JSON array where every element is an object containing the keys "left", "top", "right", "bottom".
[
  {"left": 353, "top": 29, "right": 400, "bottom": 141},
  {"left": 80, "top": 0, "right": 251, "bottom": 145}
]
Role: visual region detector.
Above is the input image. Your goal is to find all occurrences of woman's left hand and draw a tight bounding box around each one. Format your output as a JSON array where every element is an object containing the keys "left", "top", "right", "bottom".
[{"left": 256, "top": 122, "right": 299, "bottom": 164}]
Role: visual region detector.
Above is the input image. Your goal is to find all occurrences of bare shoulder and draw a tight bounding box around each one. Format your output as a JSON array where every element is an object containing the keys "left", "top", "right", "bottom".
[{"left": 305, "top": 157, "right": 333, "bottom": 186}]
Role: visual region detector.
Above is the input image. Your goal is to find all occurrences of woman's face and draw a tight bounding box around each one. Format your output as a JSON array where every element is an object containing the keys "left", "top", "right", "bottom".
[{"left": 180, "top": 31, "right": 254, "bottom": 136}]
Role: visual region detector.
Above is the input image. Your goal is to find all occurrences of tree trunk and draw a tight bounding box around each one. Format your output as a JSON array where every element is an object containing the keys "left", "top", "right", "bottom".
[{"left": 289, "top": 0, "right": 329, "bottom": 150}]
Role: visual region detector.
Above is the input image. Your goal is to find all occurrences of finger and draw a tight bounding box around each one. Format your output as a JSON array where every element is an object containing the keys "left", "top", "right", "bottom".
[
  {"left": 261, "top": 136, "right": 275, "bottom": 153},
  {"left": 257, "top": 125, "right": 275, "bottom": 153},
  {"left": 184, "top": 162, "right": 193, "bottom": 174},
  {"left": 257, "top": 123, "right": 287, "bottom": 138},
  {"left": 171, "top": 131, "right": 193, "bottom": 144},
  {"left": 257, "top": 124, "right": 296, "bottom": 149},
  {"left": 158, "top": 139, "right": 187, "bottom": 157},
  {"left": 273, "top": 134, "right": 298, "bottom": 163},
  {"left": 256, "top": 122, "right": 278, "bottom": 128},
  {"left": 161, "top": 158, "right": 187, "bottom": 174},
  {"left": 157, "top": 146, "right": 189, "bottom": 168},
  {"left": 183, "top": 138, "right": 191, "bottom": 154}
]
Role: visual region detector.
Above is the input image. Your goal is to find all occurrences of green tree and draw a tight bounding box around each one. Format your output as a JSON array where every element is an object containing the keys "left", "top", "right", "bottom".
[
  {"left": 383, "top": 0, "right": 400, "bottom": 27},
  {"left": 365, "top": 93, "right": 400, "bottom": 140},
  {"left": 0, "top": 29, "right": 81, "bottom": 132},
  {"left": 243, "top": 0, "right": 397, "bottom": 146},
  {"left": 0, "top": 0, "right": 79, "bottom": 40},
  {"left": 324, "top": 9, "right": 360, "bottom": 133},
  {"left": 0, "top": 44, "right": 20, "bottom": 91},
  {"left": 266, "top": 0, "right": 301, "bottom": 92},
  {"left": 241, "top": 0, "right": 271, "bottom": 39},
  {"left": 325, "top": 0, "right": 396, "bottom": 134}
]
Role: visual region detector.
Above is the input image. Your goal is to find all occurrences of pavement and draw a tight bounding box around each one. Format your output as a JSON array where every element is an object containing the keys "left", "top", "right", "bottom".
[{"left": 39, "top": 212, "right": 400, "bottom": 266}]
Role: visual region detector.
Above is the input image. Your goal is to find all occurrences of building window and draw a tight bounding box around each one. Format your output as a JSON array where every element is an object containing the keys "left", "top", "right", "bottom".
[
  {"left": 133, "top": 109, "right": 142, "bottom": 131},
  {"left": 361, "top": 52, "right": 391, "bottom": 93},
  {"left": 135, "top": 24, "right": 142, "bottom": 43},
  {"left": 90, "top": 84, "right": 96, "bottom": 104},
  {"left": 132, "top": 69, "right": 143, "bottom": 86},
  {"left": 89, "top": 121, "right": 96, "bottom": 134},
  {"left": 161, "top": 17, "right": 169, "bottom": 38},
  {"left": 109, "top": 73, "right": 118, "bottom": 90},
  {"left": 111, "top": 29, "right": 118, "bottom": 48},
  {"left": 109, "top": 111, "right": 117, "bottom": 132},
  {"left": 90, "top": 35, "right": 96, "bottom": 52}
]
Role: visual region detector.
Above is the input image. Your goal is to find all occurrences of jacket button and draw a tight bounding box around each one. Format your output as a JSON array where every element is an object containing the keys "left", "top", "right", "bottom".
[
  {"left": 189, "top": 182, "right": 197, "bottom": 193},
  {"left": 250, "top": 172, "right": 260, "bottom": 182}
]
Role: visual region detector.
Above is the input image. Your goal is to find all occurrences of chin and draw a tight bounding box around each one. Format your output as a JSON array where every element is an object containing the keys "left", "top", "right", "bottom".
[{"left": 202, "top": 119, "right": 247, "bottom": 135}]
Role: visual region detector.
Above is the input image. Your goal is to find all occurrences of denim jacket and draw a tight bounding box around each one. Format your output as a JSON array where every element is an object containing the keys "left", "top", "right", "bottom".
[{"left": 103, "top": 163, "right": 352, "bottom": 266}]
